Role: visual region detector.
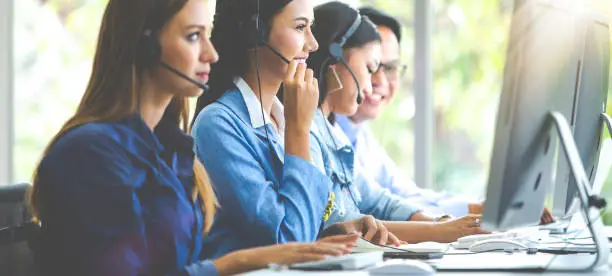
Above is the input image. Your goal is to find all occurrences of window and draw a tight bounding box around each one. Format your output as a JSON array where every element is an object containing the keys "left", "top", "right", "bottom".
[
  {"left": 13, "top": 0, "right": 106, "bottom": 183},
  {"left": 10, "top": 0, "right": 612, "bottom": 224}
]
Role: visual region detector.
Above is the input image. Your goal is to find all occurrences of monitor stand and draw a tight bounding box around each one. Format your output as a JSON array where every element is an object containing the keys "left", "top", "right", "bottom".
[
  {"left": 542, "top": 113, "right": 612, "bottom": 236},
  {"left": 545, "top": 111, "right": 609, "bottom": 271},
  {"left": 602, "top": 113, "right": 612, "bottom": 142}
]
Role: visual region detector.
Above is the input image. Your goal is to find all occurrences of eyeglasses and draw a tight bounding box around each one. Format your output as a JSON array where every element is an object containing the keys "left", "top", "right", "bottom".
[{"left": 367, "top": 61, "right": 407, "bottom": 81}]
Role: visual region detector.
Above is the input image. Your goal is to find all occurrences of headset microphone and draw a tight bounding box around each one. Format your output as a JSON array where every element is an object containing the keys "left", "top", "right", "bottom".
[
  {"left": 251, "top": 12, "right": 291, "bottom": 65},
  {"left": 159, "top": 62, "right": 210, "bottom": 91},
  {"left": 341, "top": 59, "right": 362, "bottom": 104},
  {"left": 263, "top": 42, "right": 291, "bottom": 64}
]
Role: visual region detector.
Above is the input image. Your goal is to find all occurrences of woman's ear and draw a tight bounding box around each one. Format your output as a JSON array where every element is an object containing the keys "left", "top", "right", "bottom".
[{"left": 326, "top": 65, "right": 343, "bottom": 94}]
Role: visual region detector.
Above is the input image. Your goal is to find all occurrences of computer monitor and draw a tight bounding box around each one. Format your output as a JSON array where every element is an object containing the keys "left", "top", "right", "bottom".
[
  {"left": 481, "top": 0, "right": 586, "bottom": 231},
  {"left": 551, "top": 12, "right": 611, "bottom": 219}
]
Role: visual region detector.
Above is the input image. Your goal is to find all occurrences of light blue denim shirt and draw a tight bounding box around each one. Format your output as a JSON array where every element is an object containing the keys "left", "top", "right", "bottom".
[
  {"left": 310, "top": 111, "right": 422, "bottom": 229},
  {"left": 192, "top": 78, "right": 330, "bottom": 260}
]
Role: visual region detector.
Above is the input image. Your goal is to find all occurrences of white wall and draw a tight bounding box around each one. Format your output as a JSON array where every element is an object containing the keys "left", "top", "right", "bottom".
[{"left": 0, "top": 0, "right": 14, "bottom": 185}]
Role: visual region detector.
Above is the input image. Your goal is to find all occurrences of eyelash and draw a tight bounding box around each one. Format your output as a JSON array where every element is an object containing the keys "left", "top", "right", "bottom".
[
  {"left": 296, "top": 24, "right": 307, "bottom": 31},
  {"left": 187, "top": 32, "right": 200, "bottom": 42}
]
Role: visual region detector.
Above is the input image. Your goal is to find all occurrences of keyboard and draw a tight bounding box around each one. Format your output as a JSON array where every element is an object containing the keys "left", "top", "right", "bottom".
[
  {"left": 453, "top": 232, "right": 523, "bottom": 249},
  {"left": 353, "top": 237, "right": 448, "bottom": 253},
  {"left": 432, "top": 252, "right": 602, "bottom": 271},
  {"left": 289, "top": 251, "right": 383, "bottom": 271}
]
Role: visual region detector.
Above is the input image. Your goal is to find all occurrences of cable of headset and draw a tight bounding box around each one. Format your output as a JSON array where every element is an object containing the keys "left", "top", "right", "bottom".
[
  {"left": 319, "top": 109, "right": 360, "bottom": 208},
  {"left": 253, "top": 33, "right": 279, "bottom": 170},
  {"left": 252, "top": 0, "right": 284, "bottom": 171},
  {"left": 316, "top": 58, "right": 358, "bottom": 207},
  {"left": 250, "top": 0, "right": 363, "bottom": 205}
]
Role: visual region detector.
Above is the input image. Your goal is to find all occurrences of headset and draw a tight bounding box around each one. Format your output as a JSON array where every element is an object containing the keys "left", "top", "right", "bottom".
[
  {"left": 318, "top": 9, "right": 364, "bottom": 209},
  {"left": 245, "top": 0, "right": 364, "bottom": 174},
  {"left": 327, "top": 11, "right": 363, "bottom": 104},
  {"left": 241, "top": 4, "right": 291, "bottom": 64},
  {"left": 136, "top": 0, "right": 209, "bottom": 91},
  {"left": 248, "top": 0, "right": 286, "bottom": 171},
  {"left": 243, "top": 1, "right": 363, "bottom": 107},
  {"left": 243, "top": 0, "right": 360, "bottom": 220}
]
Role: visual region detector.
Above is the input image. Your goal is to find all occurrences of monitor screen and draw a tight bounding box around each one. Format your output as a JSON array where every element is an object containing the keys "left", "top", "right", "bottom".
[{"left": 482, "top": 0, "right": 589, "bottom": 231}]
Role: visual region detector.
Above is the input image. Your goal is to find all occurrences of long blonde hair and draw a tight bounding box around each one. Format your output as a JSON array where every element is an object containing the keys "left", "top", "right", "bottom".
[{"left": 29, "top": 0, "right": 218, "bottom": 233}]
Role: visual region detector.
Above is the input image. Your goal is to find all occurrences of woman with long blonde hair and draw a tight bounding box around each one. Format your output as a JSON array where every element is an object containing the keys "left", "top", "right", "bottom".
[{"left": 30, "top": 0, "right": 356, "bottom": 275}]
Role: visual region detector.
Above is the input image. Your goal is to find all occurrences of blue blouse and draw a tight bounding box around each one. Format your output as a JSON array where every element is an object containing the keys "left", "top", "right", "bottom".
[
  {"left": 310, "top": 111, "right": 421, "bottom": 229},
  {"left": 34, "top": 115, "right": 217, "bottom": 276},
  {"left": 192, "top": 84, "right": 330, "bottom": 259}
]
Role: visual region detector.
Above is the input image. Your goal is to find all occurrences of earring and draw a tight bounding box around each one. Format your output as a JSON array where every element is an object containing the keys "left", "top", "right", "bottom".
[{"left": 326, "top": 65, "right": 343, "bottom": 93}]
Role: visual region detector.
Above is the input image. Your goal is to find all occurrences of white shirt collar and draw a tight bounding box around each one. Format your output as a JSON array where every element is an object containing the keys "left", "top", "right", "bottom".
[
  {"left": 331, "top": 120, "right": 352, "bottom": 149},
  {"left": 233, "top": 77, "right": 285, "bottom": 131}
]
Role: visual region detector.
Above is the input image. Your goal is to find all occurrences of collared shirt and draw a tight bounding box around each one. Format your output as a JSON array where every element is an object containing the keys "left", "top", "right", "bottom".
[
  {"left": 310, "top": 112, "right": 421, "bottom": 229},
  {"left": 234, "top": 77, "right": 286, "bottom": 141},
  {"left": 34, "top": 114, "right": 217, "bottom": 276},
  {"left": 192, "top": 78, "right": 330, "bottom": 259},
  {"left": 335, "top": 114, "right": 470, "bottom": 217}
]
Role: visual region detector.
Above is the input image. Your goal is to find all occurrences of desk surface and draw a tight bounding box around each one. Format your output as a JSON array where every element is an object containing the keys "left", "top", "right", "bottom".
[{"left": 243, "top": 252, "right": 612, "bottom": 275}]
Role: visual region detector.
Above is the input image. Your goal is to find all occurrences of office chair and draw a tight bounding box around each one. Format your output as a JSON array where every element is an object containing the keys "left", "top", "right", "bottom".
[{"left": 0, "top": 183, "right": 38, "bottom": 276}]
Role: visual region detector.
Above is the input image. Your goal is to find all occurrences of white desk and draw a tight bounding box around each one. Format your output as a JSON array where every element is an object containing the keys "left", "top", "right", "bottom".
[{"left": 243, "top": 251, "right": 612, "bottom": 275}]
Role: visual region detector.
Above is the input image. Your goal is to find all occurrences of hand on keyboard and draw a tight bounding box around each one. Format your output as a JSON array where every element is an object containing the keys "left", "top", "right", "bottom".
[{"left": 436, "top": 215, "right": 491, "bottom": 243}]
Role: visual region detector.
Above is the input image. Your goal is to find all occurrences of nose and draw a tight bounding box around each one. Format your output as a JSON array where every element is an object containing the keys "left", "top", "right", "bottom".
[
  {"left": 305, "top": 28, "right": 319, "bottom": 53},
  {"left": 201, "top": 37, "right": 219, "bottom": 64},
  {"left": 372, "top": 68, "right": 387, "bottom": 89},
  {"left": 362, "top": 75, "right": 373, "bottom": 97}
]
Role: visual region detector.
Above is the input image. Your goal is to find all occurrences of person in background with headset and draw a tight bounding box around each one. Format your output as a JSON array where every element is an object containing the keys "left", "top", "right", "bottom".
[
  {"left": 334, "top": 7, "right": 554, "bottom": 224},
  {"left": 192, "top": 0, "right": 391, "bottom": 259},
  {"left": 29, "top": 0, "right": 357, "bottom": 275},
  {"left": 307, "top": 1, "right": 490, "bottom": 244}
]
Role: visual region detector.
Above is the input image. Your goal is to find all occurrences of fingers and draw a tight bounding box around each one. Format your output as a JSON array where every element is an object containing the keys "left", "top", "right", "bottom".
[
  {"left": 471, "top": 227, "right": 491, "bottom": 235},
  {"left": 467, "top": 215, "right": 490, "bottom": 234},
  {"left": 292, "top": 253, "right": 327, "bottom": 264},
  {"left": 284, "top": 60, "right": 299, "bottom": 82},
  {"left": 387, "top": 231, "right": 402, "bottom": 247},
  {"left": 295, "top": 63, "right": 306, "bottom": 84},
  {"left": 463, "top": 214, "right": 482, "bottom": 227},
  {"left": 311, "top": 75, "right": 319, "bottom": 95},
  {"left": 374, "top": 220, "right": 389, "bottom": 245},
  {"left": 301, "top": 243, "right": 350, "bottom": 256},
  {"left": 362, "top": 216, "right": 379, "bottom": 241},
  {"left": 317, "top": 233, "right": 360, "bottom": 245},
  {"left": 305, "top": 67, "right": 314, "bottom": 84},
  {"left": 540, "top": 208, "right": 555, "bottom": 224}
]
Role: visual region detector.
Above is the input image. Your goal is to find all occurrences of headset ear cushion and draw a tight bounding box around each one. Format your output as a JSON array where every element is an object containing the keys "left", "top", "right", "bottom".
[
  {"left": 329, "top": 43, "right": 343, "bottom": 62},
  {"left": 257, "top": 18, "right": 268, "bottom": 44},
  {"left": 137, "top": 33, "right": 161, "bottom": 68},
  {"left": 244, "top": 17, "right": 268, "bottom": 48}
]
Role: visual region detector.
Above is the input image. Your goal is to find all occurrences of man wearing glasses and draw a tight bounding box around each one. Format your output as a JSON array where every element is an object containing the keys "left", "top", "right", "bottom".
[{"left": 336, "top": 7, "right": 554, "bottom": 223}]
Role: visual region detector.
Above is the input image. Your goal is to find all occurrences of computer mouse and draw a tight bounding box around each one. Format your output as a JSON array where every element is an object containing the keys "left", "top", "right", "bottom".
[
  {"left": 367, "top": 259, "right": 436, "bottom": 275},
  {"left": 468, "top": 238, "right": 528, "bottom": 253}
]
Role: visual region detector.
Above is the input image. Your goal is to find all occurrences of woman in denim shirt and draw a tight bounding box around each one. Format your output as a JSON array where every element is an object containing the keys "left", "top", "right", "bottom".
[
  {"left": 191, "top": 0, "right": 387, "bottom": 259},
  {"left": 308, "top": 2, "right": 490, "bottom": 245},
  {"left": 30, "top": 1, "right": 355, "bottom": 275}
]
